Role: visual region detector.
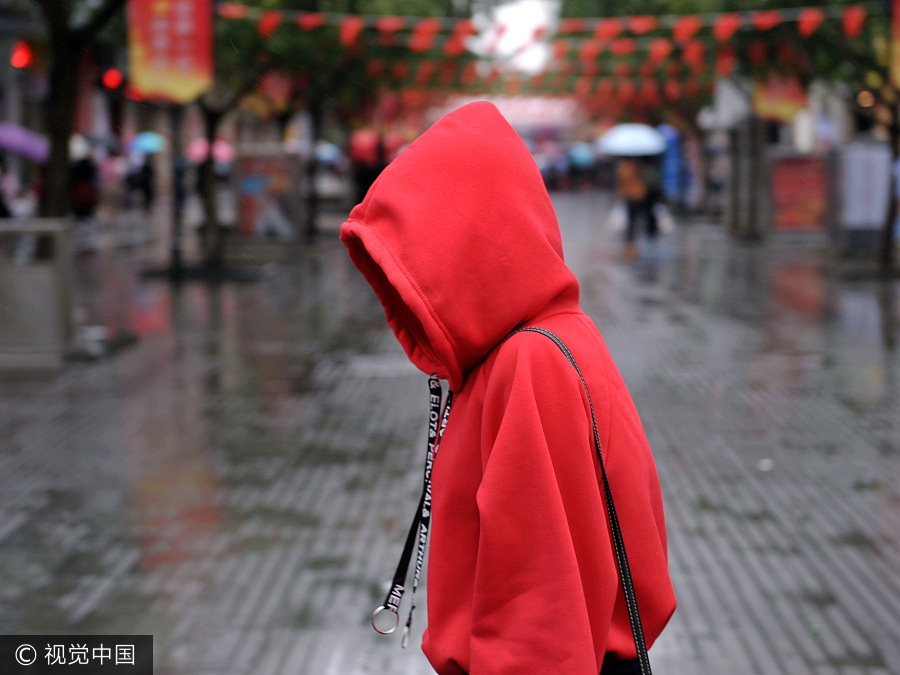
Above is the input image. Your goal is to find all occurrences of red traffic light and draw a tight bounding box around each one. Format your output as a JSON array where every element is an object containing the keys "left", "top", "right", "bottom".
[
  {"left": 10, "top": 41, "right": 33, "bottom": 69},
  {"left": 102, "top": 68, "right": 123, "bottom": 89}
]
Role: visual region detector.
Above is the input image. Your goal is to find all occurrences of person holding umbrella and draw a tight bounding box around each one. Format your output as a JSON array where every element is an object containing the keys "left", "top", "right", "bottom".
[{"left": 599, "top": 124, "right": 667, "bottom": 261}]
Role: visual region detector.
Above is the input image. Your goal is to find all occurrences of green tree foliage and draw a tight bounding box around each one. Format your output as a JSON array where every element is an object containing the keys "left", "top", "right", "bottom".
[{"left": 196, "top": 0, "right": 469, "bottom": 252}]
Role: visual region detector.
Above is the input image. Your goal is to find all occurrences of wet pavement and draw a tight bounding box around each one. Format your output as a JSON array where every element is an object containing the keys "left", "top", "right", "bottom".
[{"left": 1, "top": 191, "right": 899, "bottom": 675}]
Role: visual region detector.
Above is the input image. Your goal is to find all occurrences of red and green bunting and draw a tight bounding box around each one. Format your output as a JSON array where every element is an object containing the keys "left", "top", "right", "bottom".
[
  {"left": 217, "top": 2, "right": 875, "bottom": 49},
  {"left": 218, "top": 2, "right": 877, "bottom": 105},
  {"left": 350, "top": 56, "right": 717, "bottom": 107}
]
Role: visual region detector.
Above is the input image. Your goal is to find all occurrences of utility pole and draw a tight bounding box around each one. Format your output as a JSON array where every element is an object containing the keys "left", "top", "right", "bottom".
[
  {"left": 169, "top": 105, "right": 186, "bottom": 281},
  {"left": 883, "top": 0, "right": 900, "bottom": 274}
]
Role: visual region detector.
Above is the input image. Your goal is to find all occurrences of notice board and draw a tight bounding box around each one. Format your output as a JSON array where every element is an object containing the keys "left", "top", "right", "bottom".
[{"left": 770, "top": 155, "right": 828, "bottom": 232}]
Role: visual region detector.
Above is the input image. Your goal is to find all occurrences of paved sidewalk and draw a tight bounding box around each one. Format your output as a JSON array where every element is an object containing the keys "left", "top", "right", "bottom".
[{"left": 0, "top": 191, "right": 898, "bottom": 674}]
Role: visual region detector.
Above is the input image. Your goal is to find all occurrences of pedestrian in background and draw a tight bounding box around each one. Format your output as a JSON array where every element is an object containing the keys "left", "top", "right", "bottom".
[
  {"left": 342, "top": 102, "right": 675, "bottom": 675},
  {"left": 138, "top": 156, "right": 156, "bottom": 212},
  {"left": 615, "top": 158, "right": 662, "bottom": 261},
  {"left": 70, "top": 154, "right": 99, "bottom": 220},
  {"left": 0, "top": 158, "right": 16, "bottom": 218},
  {"left": 0, "top": 173, "right": 10, "bottom": 219}
]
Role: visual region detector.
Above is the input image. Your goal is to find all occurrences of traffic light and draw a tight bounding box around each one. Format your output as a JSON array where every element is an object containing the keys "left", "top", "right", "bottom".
[{"left": 10, "top": 40, "right": 33, "bottom": 69}]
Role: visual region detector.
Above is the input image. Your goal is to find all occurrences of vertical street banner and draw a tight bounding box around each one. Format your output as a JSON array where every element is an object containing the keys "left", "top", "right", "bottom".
[
  {"left": 128, "top": 0, "right": 213, "bottom": 104},
  {"left": 893, "top": 0, "right": 900, "bottom": 90}
]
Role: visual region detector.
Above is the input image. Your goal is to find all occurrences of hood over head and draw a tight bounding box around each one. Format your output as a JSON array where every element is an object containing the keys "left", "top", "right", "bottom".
[{"left": 340, "top": 101, "right": 579, "bottom": 390}]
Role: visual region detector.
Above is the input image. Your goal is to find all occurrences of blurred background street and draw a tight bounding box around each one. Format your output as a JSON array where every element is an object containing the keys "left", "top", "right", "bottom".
[
  {"left": 0, "top": 192, "right": 898, "bottom": 674},
  {"left": 3, "top": 1, "right": 900, "bottom": 674}
]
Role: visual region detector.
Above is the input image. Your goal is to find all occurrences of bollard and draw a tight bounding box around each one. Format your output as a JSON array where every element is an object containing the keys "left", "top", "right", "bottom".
[{"left": 0, "top": 219, "right": 73, "bottom": 370}]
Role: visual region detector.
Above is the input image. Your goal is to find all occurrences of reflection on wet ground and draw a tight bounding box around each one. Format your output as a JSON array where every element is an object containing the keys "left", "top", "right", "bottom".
[{"left": 1, "top": 191, "right": 898, "bottom": 674}]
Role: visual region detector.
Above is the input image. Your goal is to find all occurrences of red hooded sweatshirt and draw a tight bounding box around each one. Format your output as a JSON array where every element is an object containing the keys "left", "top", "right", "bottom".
[{"left": 341, "top": 102, "right": 676, "bottom": 675}]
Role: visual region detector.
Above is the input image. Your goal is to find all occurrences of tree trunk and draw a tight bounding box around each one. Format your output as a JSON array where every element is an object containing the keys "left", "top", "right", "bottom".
[
  {"left": 169, "top": 106, "right": 187, "bottom": 279},
  {"left": 40, "top": 27, "right": 80, "bottom": 218},
  {"left": 693, "top": 132, "right": 710, "bottom": 215},
  {"left": 303, "top": 100, "right": 323, "bottom": 242},
  {"left": 200, "top": 107, "right": 224, "bottom": 268},
  {"left": 36, "top": 0, "right": 127, "bottom": 217}
]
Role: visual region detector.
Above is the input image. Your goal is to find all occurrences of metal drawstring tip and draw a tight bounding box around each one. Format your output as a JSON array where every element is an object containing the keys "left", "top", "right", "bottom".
[{"left": 401, "top": 625, "right": 411, "bottom": 649}]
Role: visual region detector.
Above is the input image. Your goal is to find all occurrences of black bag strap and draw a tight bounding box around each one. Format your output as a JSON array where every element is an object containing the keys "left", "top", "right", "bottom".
[
  {"left": 507, "top": 327, "right": 652, "bottom": 675},
  {"left": 372, "top": 375, "right": 453, "bottom": 647}
]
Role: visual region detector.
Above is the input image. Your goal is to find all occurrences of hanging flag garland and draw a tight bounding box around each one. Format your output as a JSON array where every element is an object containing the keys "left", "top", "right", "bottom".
[
  {"left": 613, "top": 62, "right": 631, "bottom": 78},
  {"left": 339, "top": 15, "right": 365, "bottom": 47},
  {"left": 376, "top": 16, "right": 406, "bottom": 35},
  {"left": 648, "top": 37, "right": 673, "bottom": 63},
  {"left": 214, "top": 2, "right": 879, "bottom": 106},
  {"left": 439, "top": 61, "right": 458, "bottom": 85},
  {"left": 376, "top": 16, "right": 405, "bottom": 46},
  {"left": 716, "top": 45, "right": 737, "bottom": 77},
  {"left": 218, "top": 3, "right": 248, "bottom": 19},
  {"left": 673, "top": 15, "right": 704, "bottom": 44},
  {"left": 628, "top": 15, "right": 659, "bottom": 35},
  {"left": 216, "top": 2, "right": 877, "bottom": 56},
  {"left": 797, "top": 7, "right": 825, "bottom": 37},
  {"left": 664, "top": 78, "right": 681, "bottom": 101},
  {"left": 594, "top": 18, "right": 623, "bottom": 40},
  {"left": 639, "top": 61, "right": 656, "bottom": 77},
  {"left": 257, "top": 10, "right": 282, "bottom": 38},
  {"left": 609, "top": 38, "right": 638, "bottom": 56},
  {"left": 714, "top": 13, "right": 743, "bottom": 42},
  {"left": 552, "top": 40, "right": 569, "bottom": 61},
  {"left": 443, "top": 19, "right": 474, "bottom": 57},
  {"left": 578, "top": 40, "right": 602, "bottom": 62},
  {"left": 559, "top": 18, "right": 588, "bottom": 34},
  {"left": 409, "top": 18, "right": 441, "bottom": 52},
  {"left": 843, "top": 5, "right": 867, "bottom": 37},
  {"left": 297, "top": 13, "right": 325, "bottom": 30},
  {"left": 752, "top": 10, "right": 784, "bottom": 32},
  {"left": 416, "top": 60, "right": 437, "bottom": 85}
]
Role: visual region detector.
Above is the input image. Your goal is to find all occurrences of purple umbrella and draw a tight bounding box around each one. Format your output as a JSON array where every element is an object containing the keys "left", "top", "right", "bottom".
[{"left": 0, "top": 122, "right": 50, "bottom": 163}]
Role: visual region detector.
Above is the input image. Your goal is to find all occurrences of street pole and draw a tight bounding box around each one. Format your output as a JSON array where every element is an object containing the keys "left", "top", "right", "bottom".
[
  {"left": 885, "top": 0, "right": 900, "bottom": 274},
  {"left": 169, "top": 105, "right": 186, "bottom": 281}
]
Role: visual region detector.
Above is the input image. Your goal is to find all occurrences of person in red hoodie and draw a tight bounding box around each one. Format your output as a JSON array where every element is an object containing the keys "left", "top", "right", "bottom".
[{"left": 340, "top": 101, "right": 676, "bottom": 675}]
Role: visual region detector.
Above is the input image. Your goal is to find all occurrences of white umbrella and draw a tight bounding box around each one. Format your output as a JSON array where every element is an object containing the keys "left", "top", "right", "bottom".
[
  {"left": 69, "top": 134, "right": 90, "bottom": 160},
  {"left": 597, "top": 124, "right": 666, "bottom": 157}
]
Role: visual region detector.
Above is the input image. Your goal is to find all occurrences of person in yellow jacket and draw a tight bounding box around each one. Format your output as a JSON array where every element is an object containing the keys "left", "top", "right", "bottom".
[{"left": 615, "top": 159, "right": 661, "bottom": 261}]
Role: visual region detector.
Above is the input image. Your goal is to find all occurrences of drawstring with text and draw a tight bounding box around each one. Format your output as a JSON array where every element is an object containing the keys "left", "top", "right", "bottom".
[{"left": 372, "top": 374, "right": 453, "bottom": 648}]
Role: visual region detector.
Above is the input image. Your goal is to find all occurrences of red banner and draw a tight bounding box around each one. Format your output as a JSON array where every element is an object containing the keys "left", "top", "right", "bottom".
[
  {"left": 770, "top": 156, "right": 827, "bottom": 231},
  {"left": 892, "top": 0, "right": 900, "bottom": 89},
  {"left": 128, "top": 0, "right": 213, "bottom": 104}
]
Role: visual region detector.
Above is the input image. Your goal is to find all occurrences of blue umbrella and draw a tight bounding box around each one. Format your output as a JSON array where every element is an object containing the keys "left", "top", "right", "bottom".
[
  {"left": 567, "top": 142, "right": 596, "bottom": 169},
  {"left": 128, "top": 131, "right": 166, "bottom": 154},
  {"left": 315, "top": 141, "right": 342, "bottom": 164}
]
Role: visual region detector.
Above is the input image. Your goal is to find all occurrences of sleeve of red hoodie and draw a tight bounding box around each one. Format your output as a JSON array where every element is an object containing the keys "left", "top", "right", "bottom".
[{"left": 471, "top": 338, "right": 621, "bottom": 675}]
